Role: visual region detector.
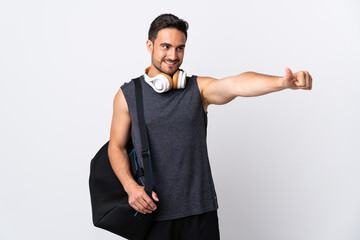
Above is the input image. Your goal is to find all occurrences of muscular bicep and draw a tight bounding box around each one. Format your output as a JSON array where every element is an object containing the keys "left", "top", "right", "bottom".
[
  {"left": 198, "top": 76, "right": 238, "bottom": 108},
  {"left": 109, "top": 88, "right": 131, "bottom": 152}
]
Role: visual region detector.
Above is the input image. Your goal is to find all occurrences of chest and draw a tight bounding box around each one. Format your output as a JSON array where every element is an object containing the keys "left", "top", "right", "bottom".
[{"left": 142, "top": 87, "right": 202, "bottom": 129}]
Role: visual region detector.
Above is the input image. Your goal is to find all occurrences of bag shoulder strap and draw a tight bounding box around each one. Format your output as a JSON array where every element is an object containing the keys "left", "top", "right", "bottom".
[{"left": 133, "top": 77, "right": 154, "bottom": 198}]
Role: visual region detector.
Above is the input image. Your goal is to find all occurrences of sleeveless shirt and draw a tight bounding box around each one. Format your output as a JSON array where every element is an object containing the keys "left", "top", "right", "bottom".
[{"left": 120, "top": 74, "right": 218, "bottom": 221}]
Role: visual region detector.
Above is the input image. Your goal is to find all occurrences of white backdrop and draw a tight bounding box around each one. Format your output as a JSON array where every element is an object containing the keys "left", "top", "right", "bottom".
[{"left": 1, "top": 0, "right": 359, "bottom": 239}]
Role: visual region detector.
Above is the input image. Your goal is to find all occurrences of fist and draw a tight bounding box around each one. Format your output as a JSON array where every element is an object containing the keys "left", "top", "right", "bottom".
[
  {"left": 128, "top": 184, "right": 159, "bottom": 215},
  {"left": 282, "top": 67, "right": 313, "bottom": 90}
]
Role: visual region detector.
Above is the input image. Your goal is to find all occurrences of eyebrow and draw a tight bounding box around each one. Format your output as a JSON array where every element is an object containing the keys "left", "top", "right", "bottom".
[{"left": 160, "top": 42, "right": 186, "bottom": 48}]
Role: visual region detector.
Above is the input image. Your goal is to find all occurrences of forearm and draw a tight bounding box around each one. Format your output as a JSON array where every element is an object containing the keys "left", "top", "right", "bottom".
[
  {"left": 200, "top": 67, "right": 311, "bottom": 108},
  {"left": 232, "top": 71, "right": 285, "bottom": 97},
  {"left": 108, "top": 146, "right": 138, "bottom": 194}
]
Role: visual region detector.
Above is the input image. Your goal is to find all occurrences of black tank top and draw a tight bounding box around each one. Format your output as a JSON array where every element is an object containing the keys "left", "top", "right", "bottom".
[{"left": 121, "top": 74, "right": 218, "bottom": 221}]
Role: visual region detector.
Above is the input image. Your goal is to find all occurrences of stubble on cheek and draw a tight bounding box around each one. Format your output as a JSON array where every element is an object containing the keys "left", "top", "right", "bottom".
[{"left": 151, "top": 50, "right": 181, "bottom": 75}]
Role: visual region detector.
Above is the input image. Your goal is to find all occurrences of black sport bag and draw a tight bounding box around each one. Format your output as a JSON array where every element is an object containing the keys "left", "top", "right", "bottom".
[{"left": 89, "top": 77, "right": 155, "bottom": 240}]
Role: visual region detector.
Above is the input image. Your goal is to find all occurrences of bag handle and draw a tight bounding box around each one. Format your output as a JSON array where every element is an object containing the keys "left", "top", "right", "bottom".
[{"left": 134, "top": 77, "right": 154, "bottom": 199}]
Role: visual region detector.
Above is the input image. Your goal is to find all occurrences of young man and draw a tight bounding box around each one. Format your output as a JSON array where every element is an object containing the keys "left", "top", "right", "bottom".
[{"left": 108, "top": 14, "right": 312, "bottom": 240}]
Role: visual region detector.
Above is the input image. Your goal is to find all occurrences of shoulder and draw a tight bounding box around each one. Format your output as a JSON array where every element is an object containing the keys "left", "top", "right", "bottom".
[
  {"left": 115, "top": 79, "right": 136, "bottom": 113},
  {"left": 196, "top": 76, "right": 218, "bottom": 94},
  {"left": 120, "top": 79, "right": 134, "bottom": 92},
  {"left": 114, "top": 87, "right": 128, "bottom": 110},
  {"left": 120, "top": 78, "right": 139, "bottom": 102}
]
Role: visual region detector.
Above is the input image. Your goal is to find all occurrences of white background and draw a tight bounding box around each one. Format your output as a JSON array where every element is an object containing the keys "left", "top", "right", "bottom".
[{"left": 1, "top": 0, "right": 359, "bottom": 239}]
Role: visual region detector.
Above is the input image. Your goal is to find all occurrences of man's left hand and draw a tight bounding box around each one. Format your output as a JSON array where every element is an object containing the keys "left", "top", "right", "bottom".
[{"left": 281, "top": 67, "right": 313, "bottom": 90}]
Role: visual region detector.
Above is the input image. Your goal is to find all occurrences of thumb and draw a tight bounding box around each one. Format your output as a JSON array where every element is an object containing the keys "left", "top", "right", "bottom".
[
  {"left": 284, "top": 67, "right": 293, "bottom": 79},
  {"left": 152, "top": 191, "right": 159, "bottom": 202}
]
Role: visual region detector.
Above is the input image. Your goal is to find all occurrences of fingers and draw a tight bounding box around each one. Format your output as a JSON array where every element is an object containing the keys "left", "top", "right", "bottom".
[
  {"left": 304, "top": 71, "right": 312, "bottom": 90},
  {"left": 130, "top": 198, "right": 153, "bottom": 214},
  {"left": 139, "top": 197, "right": 156, "bottom": 213},
  {"left": 295, "top": 71, "right": 312, "bottom": 90},
  {"left": 131, "top": 198, "right": 154, "bottom": 214},
  {"left": 128, "top": 188, "right": 158, "bottom": 215},
  {"left": 132, "top": 201, "right": 150, "bottom": 214},
  {"left": 304, "top": 71, "right": 309, "bottom": 89},
  {"left": 152, "top": 191, "right": 159, "bottom": 202},
  {"left": 143, "top": 193, "right": 157, "bottom": 211},
  {"left": 297, "top": 71, "right": 306, "bottom": 88}
]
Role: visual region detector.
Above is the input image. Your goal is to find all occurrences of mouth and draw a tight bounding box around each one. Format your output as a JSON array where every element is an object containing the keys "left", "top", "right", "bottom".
[{"left": 163, "top": 60, "right": 178, "bottom": 67}]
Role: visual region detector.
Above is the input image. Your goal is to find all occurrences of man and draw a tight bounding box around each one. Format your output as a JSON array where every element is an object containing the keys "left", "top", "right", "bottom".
[{"left": 108, "top": 13, "right": 312, "bottom": 240}]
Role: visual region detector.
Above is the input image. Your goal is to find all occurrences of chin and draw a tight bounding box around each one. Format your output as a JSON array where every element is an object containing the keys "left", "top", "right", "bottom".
[
  {"left": 163, "top": 66, "right": 180, "bottom": 75},
  {"left": 165, "top": 69, "right": 177, "bottom": 75}
]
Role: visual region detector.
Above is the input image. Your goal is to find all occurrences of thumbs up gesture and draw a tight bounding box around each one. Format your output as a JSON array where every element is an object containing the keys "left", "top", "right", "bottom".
[{"left": 281, "top": 67, "right": 313, "bottom": 90}]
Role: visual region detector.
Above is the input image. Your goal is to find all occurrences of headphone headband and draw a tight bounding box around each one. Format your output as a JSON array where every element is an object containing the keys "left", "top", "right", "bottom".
[{"left": 144, "top": 67, "right": 187, "bottom": 93}]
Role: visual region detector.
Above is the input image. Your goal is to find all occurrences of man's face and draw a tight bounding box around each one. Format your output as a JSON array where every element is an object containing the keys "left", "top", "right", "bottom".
[{"left": 146, "top": 28, "right": 186, "bottom": 76}]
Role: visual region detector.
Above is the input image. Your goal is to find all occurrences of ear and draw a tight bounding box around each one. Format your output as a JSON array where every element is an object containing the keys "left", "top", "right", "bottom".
[{"left": 146, "top": 40, "right": 153, "bottom": 54}]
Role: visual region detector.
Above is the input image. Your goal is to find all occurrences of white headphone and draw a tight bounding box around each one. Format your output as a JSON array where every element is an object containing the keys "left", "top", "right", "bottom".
[{"left": 144, "top": 66, "right": 187, "bottom": 93}]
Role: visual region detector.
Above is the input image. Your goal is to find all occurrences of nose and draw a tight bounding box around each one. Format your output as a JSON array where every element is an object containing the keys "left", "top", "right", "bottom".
[{"left": 168, "top": 48, "right": 177, "bottom": 60}]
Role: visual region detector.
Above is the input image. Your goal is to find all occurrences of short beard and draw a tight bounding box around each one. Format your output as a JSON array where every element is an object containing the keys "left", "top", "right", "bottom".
[
  {"left": 151, "top": 53, "right": 179, "bottom": 76},
  {"left": 153, "top": 61, "right": 167, "bottom": 75}
]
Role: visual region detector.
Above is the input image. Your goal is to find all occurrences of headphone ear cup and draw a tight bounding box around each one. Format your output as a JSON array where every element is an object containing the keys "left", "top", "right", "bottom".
[
  {"left": 172, "top": 70, "right": 180, "bottom": 89},
  {"left": 159, "top": 73, "right": 173, "bottom": 90},
  {"left": 177, "top": 70, "right": 187, "bottom": 89}
]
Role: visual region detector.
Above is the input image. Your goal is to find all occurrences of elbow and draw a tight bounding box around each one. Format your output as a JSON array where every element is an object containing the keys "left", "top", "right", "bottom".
[
  {"left": 231, "top": 72, "right": 259, "bottom": 97},
  {"left": 230, "top": 75, "right": 248, "bottom": 97}
]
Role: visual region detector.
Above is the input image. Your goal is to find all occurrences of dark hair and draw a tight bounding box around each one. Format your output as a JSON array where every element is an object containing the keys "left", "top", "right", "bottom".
[{"left": 148, "top": 13, "right": 189, "bottom": 42}]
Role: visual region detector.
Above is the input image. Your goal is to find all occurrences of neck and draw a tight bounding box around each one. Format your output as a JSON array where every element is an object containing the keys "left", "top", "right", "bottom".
[{"left": 146, "top": 65, "right": 162, "bottom": 78}]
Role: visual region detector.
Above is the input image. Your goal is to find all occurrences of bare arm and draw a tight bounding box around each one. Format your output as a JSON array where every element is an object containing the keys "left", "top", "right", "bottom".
[
  {"left": 198, "top": 67, "right": 312, "bottom": 111},
  {"left": 108, "top": 88, "right": 158, "bottom": 214}
]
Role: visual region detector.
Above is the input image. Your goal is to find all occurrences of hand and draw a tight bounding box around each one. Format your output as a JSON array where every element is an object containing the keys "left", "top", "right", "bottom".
[
  {"left": 281, "top": 67, "right": 312, "bottom": 90},
  {"left": 127, "top": 184, "right": 159, "bottom": 214}
]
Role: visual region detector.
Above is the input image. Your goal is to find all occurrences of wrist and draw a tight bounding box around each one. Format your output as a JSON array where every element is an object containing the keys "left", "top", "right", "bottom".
[
  {"left": 277, "top": 76, "right": 287, "bottom": 90},
  {"left": 123, "top": 179, "right": 139, "bottom": 194}
]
